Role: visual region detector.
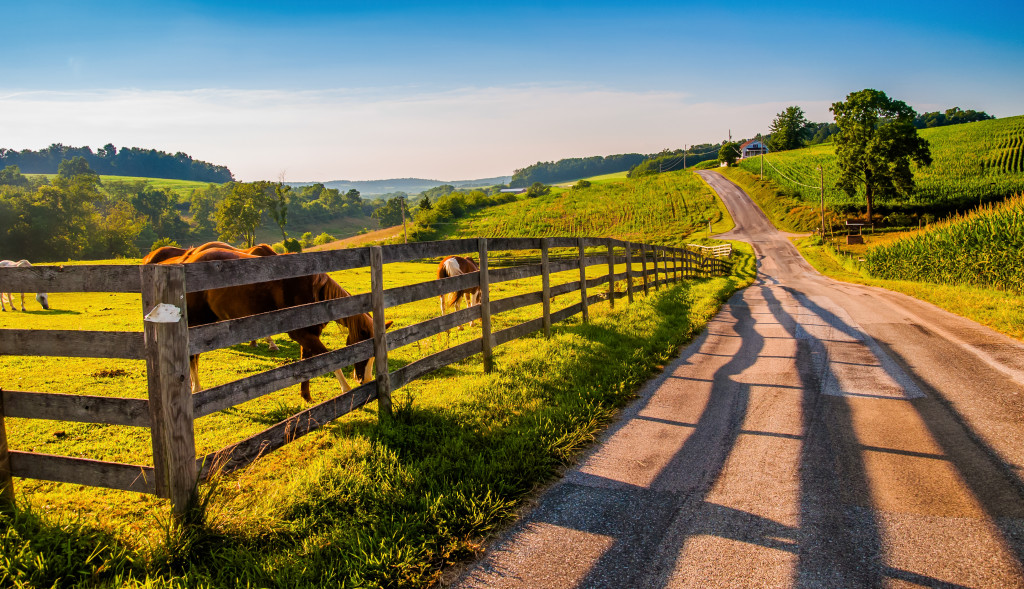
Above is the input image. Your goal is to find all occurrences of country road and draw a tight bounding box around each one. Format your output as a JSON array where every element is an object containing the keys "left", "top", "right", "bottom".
[{"left": 451, "top": 171, "right": 1024, "bottom": 588}]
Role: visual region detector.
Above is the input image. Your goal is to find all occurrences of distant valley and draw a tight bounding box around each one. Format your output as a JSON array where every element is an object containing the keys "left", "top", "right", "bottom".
[{"left": 285, "top": 176, "right": 512, "bottom": 197}]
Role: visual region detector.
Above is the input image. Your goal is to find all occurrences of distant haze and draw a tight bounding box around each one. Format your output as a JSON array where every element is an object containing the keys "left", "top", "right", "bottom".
[{"left": 286, "top": 176, "right": 513, "bottom": 197}]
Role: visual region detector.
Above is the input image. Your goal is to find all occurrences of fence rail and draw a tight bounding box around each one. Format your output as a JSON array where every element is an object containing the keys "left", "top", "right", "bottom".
[{"left": 0, "top": 237, "right": 733, "bottom": 515}]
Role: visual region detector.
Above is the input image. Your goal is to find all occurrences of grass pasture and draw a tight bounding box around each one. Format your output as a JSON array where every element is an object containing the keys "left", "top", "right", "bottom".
[{"left": 0, "top": 245, "right": 754, "bottom": 588}]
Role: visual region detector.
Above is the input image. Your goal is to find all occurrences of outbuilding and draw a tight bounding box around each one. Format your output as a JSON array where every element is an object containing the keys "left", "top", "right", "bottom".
[{"left": 739, "top": 139, "right": 769, "bottom": 159}]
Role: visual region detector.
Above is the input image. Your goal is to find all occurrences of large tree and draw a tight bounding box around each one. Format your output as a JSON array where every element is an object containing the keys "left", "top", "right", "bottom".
[
  {"left": 216, "top": 182, "right": 270, "bottom": 247},
  {"left": 831, "top": 89, "right": 932, "bottom": 223},
  {"left": 718, "top": 142, "right": 740, "bottom": 166},
  {"left": 768, "top": 106, "right": 811, "bottom": 152}
]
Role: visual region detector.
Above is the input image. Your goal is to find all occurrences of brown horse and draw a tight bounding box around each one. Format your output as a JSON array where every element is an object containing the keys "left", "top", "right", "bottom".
[
  {"left": 179, "top": 248, "right": 389, "bottom": 402},
  {"left": 437, "top": 255, "right": 482, "bottom": 328},
  {"left": 142, "top": 242, "right": 277, "bottom": 265},
  {"left": 144, "top": 242, "right": 282, "bottom": 349}
]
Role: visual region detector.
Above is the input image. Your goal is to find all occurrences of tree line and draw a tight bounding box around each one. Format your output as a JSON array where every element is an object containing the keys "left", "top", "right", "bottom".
[
  {"left": 0, "top": 143, "right": 233, "bottom": 183},
  {"left": 0, "top": 158, "right": 388, "bottom": 261},
  {"left": 510, "top": 154, "right": 647, "bottom": 187}
]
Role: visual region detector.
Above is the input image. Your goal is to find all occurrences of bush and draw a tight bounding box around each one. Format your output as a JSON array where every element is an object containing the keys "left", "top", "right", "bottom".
[
  {"left": 693, "top": 159, "right": 720, "bottom": 170},
  {"left": 151, "top": 237, "right": 180, "bottom": 250},
  {"left": 525, "top": 182, "right": 550, "bottom": 198},
  {"left": 313, "top": 232, "right": 336, "bottom": 246},
  {"left": 300, "top": 232, "right": 314, "bottom": 247},
  {"left": 884, "top": 212, "right": 914, "bottom": 227},
  {"left": 283, "top": 238, "right": 302, "bottom": 252},
  {"left": 573, "top": 180, "right": 592, "bottom": 190}
]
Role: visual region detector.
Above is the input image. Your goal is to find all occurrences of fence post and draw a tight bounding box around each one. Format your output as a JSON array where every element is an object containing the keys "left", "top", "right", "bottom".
[
  {"left": 478, "top": 239, "right": 494, "bottom": 372},
  {"left": 369, "top": 246, "right": 392, "bottom": 416},
  {"left": 578, "top": 238, "right": 589, "bottom": 323},
  {"left": 140, "top": 263, "right": 196, "bottom": 519},
  {"left": 606, "top": 238, "right": 615, "bottom": 309},
  {"left": 624, "top": 243, "right": 634, "bottom": 304},
  {"left": 674, "top": 248, "right": 680, "bottom": 283},
  {"left": 0, "top": 392, "right": 13, "bottom": 508},
  {"left": 541, "top": 238, "right": 552, "bottom": 338},
  {"left": 652, "top": 246, "right": 660, "bottom": 290},
  {"left": 640, "top": 244, "right": 649, "bottom": 295}
]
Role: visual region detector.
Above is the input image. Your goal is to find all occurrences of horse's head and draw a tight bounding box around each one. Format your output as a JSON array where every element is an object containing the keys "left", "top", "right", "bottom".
[{"left": 35, "top": 292, "right": 49, "bottom": 310}]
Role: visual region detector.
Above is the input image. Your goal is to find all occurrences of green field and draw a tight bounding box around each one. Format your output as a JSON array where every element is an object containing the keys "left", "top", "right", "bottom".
[
  {"left": 0, "top": 242, "right": 754, "bottom": 587},
  {"left": 432, "top": 169, "right": 731, "bottom": 246},
  {"left": 28, "top": 174, "right": 220, "bottom": 199},
  {"left": 737, "top": 115, "right": 1024, "bottom": 215}
]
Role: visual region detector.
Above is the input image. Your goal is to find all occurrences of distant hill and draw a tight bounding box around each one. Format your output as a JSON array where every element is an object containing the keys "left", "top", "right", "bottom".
[
  {"left": 286, "top": 176, "right": 512, "bottom": 197},
  {"left": 0, "top": 143, "right": 233, "bottom": 183}
]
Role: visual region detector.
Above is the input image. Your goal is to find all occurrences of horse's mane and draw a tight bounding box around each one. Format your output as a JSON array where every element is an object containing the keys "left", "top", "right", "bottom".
[{"left": 312, "top": 273, "right": 351, "bottom": 302}]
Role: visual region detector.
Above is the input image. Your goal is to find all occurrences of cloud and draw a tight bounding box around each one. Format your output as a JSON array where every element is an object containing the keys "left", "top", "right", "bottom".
[{"left": 0, "top": 87, "right": 832, "bottom": 181}]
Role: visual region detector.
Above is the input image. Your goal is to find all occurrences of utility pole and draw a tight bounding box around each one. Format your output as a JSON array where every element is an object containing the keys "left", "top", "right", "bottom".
[
  {"left": 401, "top": 196, "right": 407, "bottom": 244},
  {"left": 819, "top": 166, "right": 825, "bottom": 238},
  {"left": 683, "top": 144, "right": 687, "bottom": 169},
  {"left": 760, "top": 151, "right": 764, "bottom": 180}
]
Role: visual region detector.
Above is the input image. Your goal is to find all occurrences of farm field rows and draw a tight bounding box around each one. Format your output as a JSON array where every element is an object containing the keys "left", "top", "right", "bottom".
[
  {"left": 433, "top": 169, "right": 730, "bottom": 246},
  {"left": 737, "top": 115, "right": 1024, "bottom": 214}
]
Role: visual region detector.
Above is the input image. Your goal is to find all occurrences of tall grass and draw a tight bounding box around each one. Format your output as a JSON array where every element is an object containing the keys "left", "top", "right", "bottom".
[{"left": 864, "top": 194, "right": 1024, "bottom": 293}]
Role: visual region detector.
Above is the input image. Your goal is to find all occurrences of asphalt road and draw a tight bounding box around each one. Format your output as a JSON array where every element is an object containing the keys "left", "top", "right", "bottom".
[{"left": 449, "top": 171, "right": 1024, "bottom": 588}]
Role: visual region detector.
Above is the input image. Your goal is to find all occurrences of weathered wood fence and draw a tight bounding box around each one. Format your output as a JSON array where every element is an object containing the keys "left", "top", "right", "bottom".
[{"left": 0, "top": 237, "right": 731, "bottom": 515}]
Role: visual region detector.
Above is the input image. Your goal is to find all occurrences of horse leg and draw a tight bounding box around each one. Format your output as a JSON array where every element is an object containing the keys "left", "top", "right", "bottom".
[
  {"left": 190, "top": 354, "right": 202, "bottom": 393},
  {"left": 455, "top": 293, "right": 465, "bottom": 330},
  {"left": 19, "top": 292, "right": 26, "bottom": 312},
  {"left": 363, "top": 356, "right": 375, "bottom": 384},
  {"left": 293, "top": 330, "right": 335, "bottom": 402},
  {"left": 0, "top": 293, "right": 6, "bottom": 311}
]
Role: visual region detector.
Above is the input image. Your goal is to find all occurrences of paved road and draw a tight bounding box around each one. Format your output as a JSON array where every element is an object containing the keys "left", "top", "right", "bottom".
[{"left": 451, "top": 171, "right": 1024, "bottom": 588}]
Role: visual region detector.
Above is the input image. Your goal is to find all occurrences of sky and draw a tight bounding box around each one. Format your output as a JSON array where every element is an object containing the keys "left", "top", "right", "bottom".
[{"left": 3, "top": 0, "right": 1023, "bottom": 182}]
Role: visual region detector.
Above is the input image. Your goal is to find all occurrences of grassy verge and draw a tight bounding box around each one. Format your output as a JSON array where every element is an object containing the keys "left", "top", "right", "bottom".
[
  {"left": 716, "top": 166, "right": 828, "bottom": 233},
  {"left": 795, "top": 236, "right": 1024, "bottom": 341},
  {"left": 1, "top": 246, "right": 754, "bottom": 588}
]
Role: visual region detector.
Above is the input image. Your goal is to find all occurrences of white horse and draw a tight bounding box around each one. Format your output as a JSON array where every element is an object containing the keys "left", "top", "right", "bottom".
[{"left": 0, "top": 260, "right": 49, "bottom": 311}]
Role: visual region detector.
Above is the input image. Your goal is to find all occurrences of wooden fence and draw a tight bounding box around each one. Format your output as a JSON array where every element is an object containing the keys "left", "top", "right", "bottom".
[{"left": 0, "top": 237, "right": 732, "bottom": 516}]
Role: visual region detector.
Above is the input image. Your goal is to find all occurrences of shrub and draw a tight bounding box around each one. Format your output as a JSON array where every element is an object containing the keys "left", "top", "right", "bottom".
[
  {"left": 151, "top": 237, "right": 180, "bottom": 250},
  {"left": 283, "top": 238, "right": 302, "bottom": 252},
  {"left": 313, "top": 232, "right": 335, "bottom": 246}
]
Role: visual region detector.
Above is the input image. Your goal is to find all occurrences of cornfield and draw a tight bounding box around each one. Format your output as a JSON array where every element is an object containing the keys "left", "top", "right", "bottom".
[
  {"left": 738, "top": 115, "right": 1024, "bottom": 213},
  {"left": 864, "top": 193, "right": 1024, "bottom": 293}
]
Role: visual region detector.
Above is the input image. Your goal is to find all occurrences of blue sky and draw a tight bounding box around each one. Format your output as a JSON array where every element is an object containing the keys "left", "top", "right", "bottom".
[{"left": 3, "top": 1, "right": 1022, "bottom": 181}]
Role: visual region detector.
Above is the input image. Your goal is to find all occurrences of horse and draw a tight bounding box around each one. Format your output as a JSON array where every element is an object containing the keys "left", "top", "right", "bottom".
[
  {"left": 141, "top": 242, "right": 276, "bottom": 264},
  {"left": 144, "top": 242, "right": 282, "bottom": 350},
  {"left": 174, "top": 248, "right": 390, "bottom": 402},
  {"left": 437, "top": 255, "right": 482, "bottom": 328},
  {"left": 0, "top": 260, "right": 49, "bottom": 312}
]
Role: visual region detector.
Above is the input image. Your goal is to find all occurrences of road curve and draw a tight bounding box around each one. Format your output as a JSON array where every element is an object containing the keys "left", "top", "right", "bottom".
[{"left": 450, "top": 171, "right": 1024, "bottom": 588}]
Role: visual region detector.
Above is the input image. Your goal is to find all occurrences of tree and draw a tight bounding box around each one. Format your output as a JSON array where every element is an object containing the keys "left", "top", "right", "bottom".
[
  {"left": 266, "top": 182, "right": 290, "bottom": 240},
  {"left": 768, "top": 106, "right": 811, "bottom": 152},
  {"left": 718, "top": 142, "right": 740, "bottom": 166},
  {"left": 216, "top": 182, "right": 268, "bottom": 247},
  {"left": 831, "top": 89, "right": 932, "bottom": 223},
  {"left": 0, "top": 165, "right": 29, "bottom": 187},
  {"left": 371, "top": 195, "right": 410, "bottom": 227},
  {"left": 525, "top": 182, "right": 550, "bottom": 198}
]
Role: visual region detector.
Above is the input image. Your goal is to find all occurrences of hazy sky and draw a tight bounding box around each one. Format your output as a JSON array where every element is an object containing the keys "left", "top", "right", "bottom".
[{"left": 3, "top": 0, "right": 1023, "bottom": 182}]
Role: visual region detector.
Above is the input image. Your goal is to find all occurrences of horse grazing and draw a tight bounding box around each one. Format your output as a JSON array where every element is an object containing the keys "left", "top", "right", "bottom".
[
  {"left": 0, "top": 260, "right": 49, "bottom": 312},
  {"left": 437, "top": 255, "right": 482, "bottom": 328},
  {"left": 144, "top": 242, "right": 282, "bottom": 350},
  {"left": 179, "top": 248, "right": 390, "bottom": 402}
]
